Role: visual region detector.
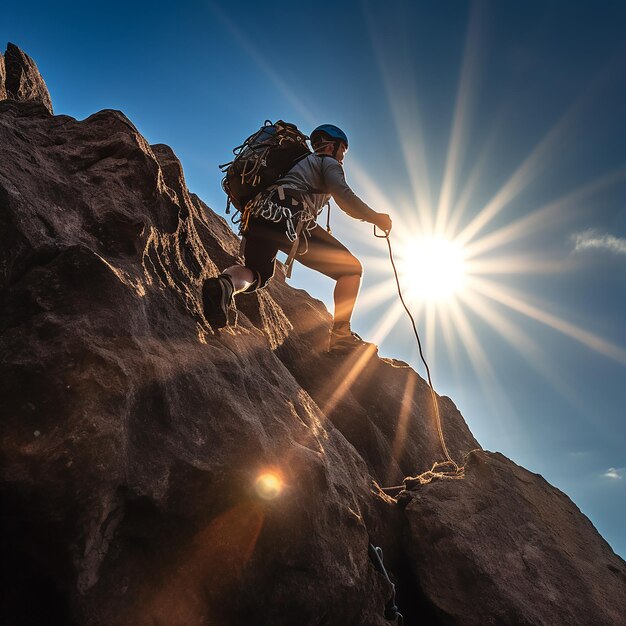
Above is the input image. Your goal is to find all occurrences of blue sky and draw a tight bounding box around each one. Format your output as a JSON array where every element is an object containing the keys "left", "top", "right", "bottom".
[{"left": 4, "top": 0, "right": 626, "bottom": 558}]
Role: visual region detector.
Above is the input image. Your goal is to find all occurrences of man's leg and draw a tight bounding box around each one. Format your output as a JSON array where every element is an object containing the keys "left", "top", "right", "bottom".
[
  {"left": 333, "top": 274, "right": 361, "bottom": 323},
  {"left": 202, "top": 263, "right": 262, "bottom": 328},
  {"left": 288, "top": 225, "right": 366, "bottom": 352},
  {"left": 223, "top": 265, "right": 256, "bottom": 293},
  {"left": 291, "top": 225, "right": 363, "bottom": 324},
  {"left": 202, "top": 218, "right": 282, "bottom": 328}
]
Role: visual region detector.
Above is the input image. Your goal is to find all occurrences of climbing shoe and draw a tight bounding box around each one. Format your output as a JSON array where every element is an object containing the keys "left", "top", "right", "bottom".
[
  {"left": 202, "top": 274, "right": 234, "bottom": 328},
  {"left": 328, "top": 321, "right": 373, "bottom": 355}
]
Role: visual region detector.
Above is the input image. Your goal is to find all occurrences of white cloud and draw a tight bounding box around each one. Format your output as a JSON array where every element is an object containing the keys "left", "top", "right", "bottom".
[
  {"left": 603, "top": 467, "right": 625, "bottom": 480},
  {"left": 573, "top": 229, "right": 626, "bottom": 255}
]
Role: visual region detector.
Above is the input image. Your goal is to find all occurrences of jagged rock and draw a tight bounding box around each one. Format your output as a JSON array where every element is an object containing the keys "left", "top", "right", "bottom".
[
  {"left": 3, "top": 42, "right": 53, "bottom": 114},
  {"left": 0, "top": 99, "right": 402, "bottom": 626},
  {"left": 1, "top": 49, "right": 625, "bottom": 626},
  {"left": 402, "top": 450, "right": 626, "bottom": 625},
  {"left": 0, "top": 51, "right": 7, "bottom": 101}
]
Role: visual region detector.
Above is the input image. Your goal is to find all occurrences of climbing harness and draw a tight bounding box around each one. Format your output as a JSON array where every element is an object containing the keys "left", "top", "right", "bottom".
[
  {"left": 368, "top": 543, "right": 404, "bottom": 625},
  {"left": 240, "top": 184, "right": 326, "bottom": 278},
  {"left": 374, "top": 226, "right": 465, "bottom": 486},
  {"left": 243, "top": 186, "right": 308, "bottom": 241}
]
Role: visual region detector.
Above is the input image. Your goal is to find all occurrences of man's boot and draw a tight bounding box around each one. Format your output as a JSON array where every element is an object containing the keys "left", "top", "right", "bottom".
[
  {"left": 328, "top": 320, "right": 370, "bottom": 354},
  {"left": 202, "top": 274, "right": 235, "bottom": 328}
]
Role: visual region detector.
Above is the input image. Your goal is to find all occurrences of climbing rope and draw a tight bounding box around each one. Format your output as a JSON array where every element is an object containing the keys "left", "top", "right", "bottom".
[{"left": 374, "top": 227, "right": 464, "bottom": 486}]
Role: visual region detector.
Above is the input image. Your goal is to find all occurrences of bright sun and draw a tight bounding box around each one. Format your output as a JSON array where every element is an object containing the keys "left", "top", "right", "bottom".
[{"left": 401, "top": 236, "right": 467, "bottom": 302}]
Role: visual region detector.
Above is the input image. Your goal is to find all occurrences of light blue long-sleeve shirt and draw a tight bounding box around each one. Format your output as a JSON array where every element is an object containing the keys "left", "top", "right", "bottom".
[{"left": 276, "top": 154, "right": 378, "bottom": 223}]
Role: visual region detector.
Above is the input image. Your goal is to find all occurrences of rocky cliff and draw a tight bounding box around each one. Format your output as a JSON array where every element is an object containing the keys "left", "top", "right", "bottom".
[
  {"left": 1, "top": 44, "right": 625, "bottom": 626},
  {"left": 0, "top": 43, "right": 53, "bottom": 114}
]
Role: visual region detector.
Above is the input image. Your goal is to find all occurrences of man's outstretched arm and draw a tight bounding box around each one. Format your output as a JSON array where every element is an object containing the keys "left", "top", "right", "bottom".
[{"left": 322, "top": 158, "right": 392, "bottom": 231}]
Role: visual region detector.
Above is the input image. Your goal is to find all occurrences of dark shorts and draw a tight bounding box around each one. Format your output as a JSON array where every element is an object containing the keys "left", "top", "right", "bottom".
[{"left": 243, "top": 216, "right": 362, "bottom": 289}]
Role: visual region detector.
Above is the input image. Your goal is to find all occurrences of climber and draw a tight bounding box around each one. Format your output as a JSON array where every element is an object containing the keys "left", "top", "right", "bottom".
[{"left": 202, "top": 124, "right": 392, "bottom": 354}]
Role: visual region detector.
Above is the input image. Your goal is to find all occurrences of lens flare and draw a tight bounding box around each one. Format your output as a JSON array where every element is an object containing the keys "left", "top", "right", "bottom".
[{"left": 254, "top": 472, "right": 284, "bottom": 500}]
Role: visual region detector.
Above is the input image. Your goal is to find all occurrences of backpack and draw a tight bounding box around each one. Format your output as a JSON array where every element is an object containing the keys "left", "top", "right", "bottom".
[{"left": 219, "top": 120, "right": 311, "bottom": 218}]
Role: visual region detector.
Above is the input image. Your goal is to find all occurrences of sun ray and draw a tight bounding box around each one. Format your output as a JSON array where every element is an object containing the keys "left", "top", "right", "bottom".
[
  {"left": 445, "top": 109, "right": 512, "bottom": 240},
  {"left": 386, "top": 371, "right": 417, "bottom": 483},
  {"left": 320, "top": 300, "right": 405, "bottom": 417},
  {"left": 355, "top": 278, "right": 397, "bottom": 313},
  {"left": 445, "top": 145, "right": 488, "bottom": 240},
  {"left": 363, "top": 3, "right": 434, "bottom": 232},
  {"left": 425, "top": 301, "right": 437, "bottom": 364},
  {"left": 447, "top": 300, "right": 494, "bottom": 387},
  {"left": 348, "top": 161, "right": 402, "bottom": 220},
  {"left": 458, "top": 287, "right": 608, "bottom": 422},
  {"left": 465, "top": 256, "right": 574, "bottom": 275},
  {"left": 455, "top": 56, "right": 621, "bottom": 248},
  {"left": 370, "top": 299, "right": 406, "bottom": 345},
  {"left": 460, "top": 288, "right": 541, "bottom": 359},
  {"left": 331, "top": 185, "right": 418, "bottom": 259},
  {"left": 364, "top": 256, "right": 398, "bottom": 274},
  {"left": 467, "top": 276, "right": 626, "bottom": 365},
  {"left": 463, "top": 165, "right": 626, "bottom": 259},
  {"left": 439, "top": 302, "right": 463, "bottom": 374},
  {"left": 321, "top": 343, "right": 378, "bottom": 417},
  {"left": 447, "top": 298, "right": 523, "bottom": 449},
  {"left": 397, "top": 197, "right": 428, "bottom": 238},
  {"left": 456, "top": 141, "right": 556, "bottom": 249},
  {"left": 435, "top": 0, "right": 485, "bottom": 236},
  {"left": 207, "top": 2, "right": 316, "bottom": 124}
]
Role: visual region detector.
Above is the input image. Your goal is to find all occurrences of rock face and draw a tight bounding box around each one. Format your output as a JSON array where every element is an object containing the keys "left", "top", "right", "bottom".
[
  {"left": 402, "top": 451, "right": 626, "bottom": 625},
  {"left": 1, "top": 48, "right": 625, "bottom": 626},
  {"left": 1, "top": 43, "right": 53, "bottom": 113}
]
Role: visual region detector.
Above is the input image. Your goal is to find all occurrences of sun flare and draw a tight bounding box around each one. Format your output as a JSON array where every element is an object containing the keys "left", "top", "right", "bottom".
[
  {"left": 254, "top": 472, "right": 284, "bottom": 500},
  {"left": 400, "top": 236, "right": 467, "bottom": 302}
]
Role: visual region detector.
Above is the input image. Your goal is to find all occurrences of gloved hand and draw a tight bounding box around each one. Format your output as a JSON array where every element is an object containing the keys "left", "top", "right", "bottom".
[{"left": 374, "top": 213, "right": 392, "bottom": 233}]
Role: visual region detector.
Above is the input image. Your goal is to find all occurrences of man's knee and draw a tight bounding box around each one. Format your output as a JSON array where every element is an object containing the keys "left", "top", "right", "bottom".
[
  {"left": 346, "top": 256, "right": 363, "bottom": 278},
  {"left": 240, "top": 267, "right": 269, "bottom": 293},
  {"left": 330, "top": 255, "right": 362, "bottom": 281}
]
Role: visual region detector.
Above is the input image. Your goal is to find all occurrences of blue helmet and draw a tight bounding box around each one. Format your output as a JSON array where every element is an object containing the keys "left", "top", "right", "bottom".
[{"left": 310, "top": 124, "right": 348, "bottom": 148}]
